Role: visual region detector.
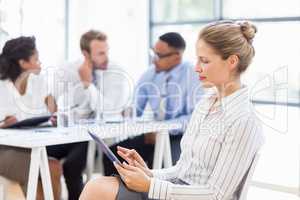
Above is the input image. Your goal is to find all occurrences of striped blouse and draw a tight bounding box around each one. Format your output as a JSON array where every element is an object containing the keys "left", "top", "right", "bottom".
[{"left": 149, "top": 86, "right": 264, "bottom": 200}]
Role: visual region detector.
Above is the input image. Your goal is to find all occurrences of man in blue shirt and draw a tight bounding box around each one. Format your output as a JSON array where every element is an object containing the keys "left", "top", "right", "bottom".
[{"left": 103, "top": 32, "right": 202, "bottom": 175}]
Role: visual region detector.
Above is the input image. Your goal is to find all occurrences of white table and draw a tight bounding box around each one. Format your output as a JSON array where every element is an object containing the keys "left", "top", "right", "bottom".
[{"left": 0, "top": 121, "right": 181, "bottom": 200}]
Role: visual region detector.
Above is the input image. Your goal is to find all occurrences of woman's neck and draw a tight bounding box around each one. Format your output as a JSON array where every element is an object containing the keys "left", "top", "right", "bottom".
[
  {"left": 216, "top": 78, "right": 242, "bottom": 100},
  {"left": 14, "top": 72, "right": 30, "bottom": 95}
]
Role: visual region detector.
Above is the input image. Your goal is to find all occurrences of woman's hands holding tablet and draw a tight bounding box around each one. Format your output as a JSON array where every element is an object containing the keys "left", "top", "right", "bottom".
[
  {"left": 114, "top": 146, "right": 153, "bottom": 192},
  {"left": 116, "top": 146, "right": 153, "bottom": 177},
  {"left": 114, "top": 161, "right": 151, "bottom": 193}
]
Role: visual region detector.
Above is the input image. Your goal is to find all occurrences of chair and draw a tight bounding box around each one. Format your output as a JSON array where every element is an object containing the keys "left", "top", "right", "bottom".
[
  {"left": 86, "top": 140, "right": 97, "bottom": 181},
  {"left": 236, "top": 153, "right": 260, "bottom": 200}
]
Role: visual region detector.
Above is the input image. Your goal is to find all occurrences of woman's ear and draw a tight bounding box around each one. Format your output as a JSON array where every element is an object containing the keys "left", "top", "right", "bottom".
[
  {"left": 18, "top": 59, "right": 27, "bottom": 70},
  {"left": 227, "top": 55, "right": 239, "bottom": 72}
]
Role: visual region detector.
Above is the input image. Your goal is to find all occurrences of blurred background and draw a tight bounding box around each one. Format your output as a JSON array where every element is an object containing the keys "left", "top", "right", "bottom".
[{"left": 0, "top": 0, "right": 299, "bottom": 199}]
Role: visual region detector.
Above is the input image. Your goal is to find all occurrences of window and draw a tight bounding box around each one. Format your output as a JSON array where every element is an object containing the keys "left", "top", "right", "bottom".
[
  {"left": 0, "top": 0, "right": 23, "bottom": 47},
  {"left": 0, "top": 0, "right": 66, "bottom": 67},
  {"left": 244, "top": 22, "right": 300, "bottom": 103},
  {"left": 68, "top": 0, "right": 149, "bottom": 83},
  {"left": 22, "top": 0, "right": 66, "bottom": 67},
  {"left": 152, "top": 0, "right": 214, "bottom": 23},
  {"left": 223, "top": 0, "right": 300, "bottom": 18},
  {"left": 150, "top": 0, "right": 300, "bottom": 104}
]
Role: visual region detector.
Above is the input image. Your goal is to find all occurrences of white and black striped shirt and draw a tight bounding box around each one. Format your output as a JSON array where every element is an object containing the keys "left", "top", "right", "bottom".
[{"left": 149, "top": 86, "right": 264, "bottom": 200}]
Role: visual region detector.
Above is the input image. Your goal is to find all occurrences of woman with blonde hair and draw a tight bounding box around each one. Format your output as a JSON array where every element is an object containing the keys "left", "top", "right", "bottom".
[{"left": 80, "top": 20, "right": 264, "bottom": 200}]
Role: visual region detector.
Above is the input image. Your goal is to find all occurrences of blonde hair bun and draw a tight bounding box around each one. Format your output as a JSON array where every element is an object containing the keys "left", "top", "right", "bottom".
[{"left": 237, "top": 21, "right": 257, "bottom": 43}]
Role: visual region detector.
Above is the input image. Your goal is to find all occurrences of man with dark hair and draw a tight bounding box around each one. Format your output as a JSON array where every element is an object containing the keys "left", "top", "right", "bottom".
[
  {"left": 103, "top": 32, "right": 203, "bottom": 176},
  {"left": 159, "top": 32, "right": 186, "bottom": 50}
]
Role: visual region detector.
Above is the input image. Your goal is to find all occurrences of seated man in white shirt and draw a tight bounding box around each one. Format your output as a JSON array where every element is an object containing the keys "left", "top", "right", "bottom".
[
  {"left": 54, "top": 30, "right": 130, "bottom": 118},
  {"left": 47, "top": 30, "right": 130, "bottom": 200}
]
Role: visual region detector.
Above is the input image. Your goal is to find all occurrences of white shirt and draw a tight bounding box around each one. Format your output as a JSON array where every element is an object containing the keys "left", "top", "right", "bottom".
[
  {"left": 0, "top": 73, "right": 51, "bottom": 122},
  {"left": 54, "top": 60, "right": 131, "bottom": 119},
  {"left": 149, "top": 86, "right": 264, "bottom": 200}
]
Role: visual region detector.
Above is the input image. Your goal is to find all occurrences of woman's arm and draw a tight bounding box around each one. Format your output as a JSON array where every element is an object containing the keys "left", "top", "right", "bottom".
[
  {"left": 148, "top": 115, "right": 263, "bottom": 200},
  {"left": 0, "top": 116, "right": 17, "bottom": 128},
  {"left": 45, "top": 95, "right": 57, "bottom": 113},
  {"left": 151, "top": 165, "right": 181, "bottom": 180}
]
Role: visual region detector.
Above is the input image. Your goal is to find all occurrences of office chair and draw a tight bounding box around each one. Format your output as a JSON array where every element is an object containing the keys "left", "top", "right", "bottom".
[{"left": 236, "top": 153, "right": 260, "bottom": 200}]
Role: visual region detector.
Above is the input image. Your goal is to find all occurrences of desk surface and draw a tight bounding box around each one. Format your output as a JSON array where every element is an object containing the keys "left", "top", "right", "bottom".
[{"left": 0, "top": 121, "right": 182, "bottom": 148}]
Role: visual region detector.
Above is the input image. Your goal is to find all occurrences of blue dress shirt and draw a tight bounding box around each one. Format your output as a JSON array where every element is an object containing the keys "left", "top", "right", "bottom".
[{"left": 135, "top": 61, "right": 203, "bottom": 134}]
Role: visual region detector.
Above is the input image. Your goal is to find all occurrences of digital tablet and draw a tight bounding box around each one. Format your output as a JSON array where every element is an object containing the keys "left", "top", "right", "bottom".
[
  {"left": 88, "top": 130, "right": 121, "bottom": 165},
  {"left": 4, "top": 115, "right": 52, "bottom": 129}
]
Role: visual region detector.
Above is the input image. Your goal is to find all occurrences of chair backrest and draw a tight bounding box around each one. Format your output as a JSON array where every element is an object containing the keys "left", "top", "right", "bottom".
[{"left": 236, "top": 153, "right": 260, "bottom": 200}]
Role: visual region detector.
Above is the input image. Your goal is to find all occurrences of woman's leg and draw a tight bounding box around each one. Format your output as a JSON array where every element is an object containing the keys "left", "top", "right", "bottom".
[
  {"left": 79, "top": 177, "right": 119, "bottom": 200},
  {"left": 36, "top": 158, "right": 62, "bottom": 200},
  {"left": 0, "top": 147, "right": 62, "bottom": 200},
  {"left": 49, "top": 158, "right": 62, "bottom": 200}
]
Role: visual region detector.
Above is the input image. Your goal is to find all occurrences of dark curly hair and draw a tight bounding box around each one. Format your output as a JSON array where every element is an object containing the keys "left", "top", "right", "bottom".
[{"left": 0, "top": 36, "right": 36, "bottom": 82}]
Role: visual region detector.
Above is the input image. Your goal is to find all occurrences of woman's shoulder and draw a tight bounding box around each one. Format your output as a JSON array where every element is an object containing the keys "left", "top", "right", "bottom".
[
  {"left": 0, "top": 79, "right": 8, "bottom": 87},
  {"left": 226, "top": 109, "right": 263, "bottom": 136}
]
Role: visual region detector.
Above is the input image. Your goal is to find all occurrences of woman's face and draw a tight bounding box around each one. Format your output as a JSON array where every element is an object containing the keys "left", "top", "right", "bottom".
[
  {"left": 19, "top": 50, "right": 41, "bottom": 73},
  {"left": 195, "top": 39, "right": 233, "bottom": 88}
]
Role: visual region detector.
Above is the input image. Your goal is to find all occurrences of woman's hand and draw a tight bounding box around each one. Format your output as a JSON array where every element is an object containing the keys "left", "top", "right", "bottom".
[
  {"left": 114, "top": 162, "right": 151, "bottom": 193},
  {"left": 117, "top": 146, "right": 153, "bottom": 177},
  {"left": 45, "top": 95, "right": 57, "bottom": 114},
  {"left": 0, "top": 116, "right": 17, "bottom": 128},
  {"left": 49, "top": 114, "right": 57, "bottom": 127}
]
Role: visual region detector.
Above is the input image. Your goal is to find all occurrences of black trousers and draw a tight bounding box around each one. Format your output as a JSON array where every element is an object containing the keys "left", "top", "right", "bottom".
[
  {"left": 46, "top": 142, "right": 88, "bottom": 200},
  {"left": 103, "top": 134, "right": 182, "bottom": 176}
]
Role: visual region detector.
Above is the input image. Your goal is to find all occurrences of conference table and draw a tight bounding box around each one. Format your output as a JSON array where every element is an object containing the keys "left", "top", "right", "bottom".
[{"left": 0, "top": 120, "right": 181, "bottom": 200}]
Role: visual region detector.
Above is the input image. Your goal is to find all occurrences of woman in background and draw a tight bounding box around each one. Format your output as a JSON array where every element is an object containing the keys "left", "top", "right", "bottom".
[
  {"left": 0, "top": 36, "right": 61, "bottom": 200},
  {"left": 80, "top": 20, "right": 264, "bottom": 200}
]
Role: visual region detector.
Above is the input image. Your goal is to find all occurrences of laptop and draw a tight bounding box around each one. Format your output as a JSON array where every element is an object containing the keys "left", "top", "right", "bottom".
[{"left": 88, "top": 130, "right": 121, "bottom": 165}]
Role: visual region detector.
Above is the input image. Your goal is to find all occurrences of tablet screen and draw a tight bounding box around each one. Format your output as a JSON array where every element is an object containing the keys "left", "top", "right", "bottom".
[{"left": 88, "top": 131, "right": 121, "bottom": 165}]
